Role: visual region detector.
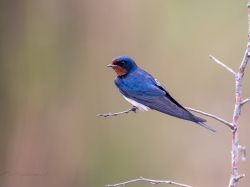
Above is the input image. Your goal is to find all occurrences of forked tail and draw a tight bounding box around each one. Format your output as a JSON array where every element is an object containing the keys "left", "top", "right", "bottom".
[{"left": 197, "top": 122, "right": 216, "bottom": 132}]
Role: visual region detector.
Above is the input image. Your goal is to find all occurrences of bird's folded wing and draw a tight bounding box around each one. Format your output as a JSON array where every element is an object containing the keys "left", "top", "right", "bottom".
[{"left": 117, "top": 82, "right": 196, "bottom": 121}]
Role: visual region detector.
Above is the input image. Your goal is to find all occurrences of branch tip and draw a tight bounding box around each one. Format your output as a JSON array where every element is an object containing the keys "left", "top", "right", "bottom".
[
  {"left": 241, "top": 97, "right": 250, "bottom": 106},
  {"left": 235, "top": 174, "right": 245, "bottom": 181},
  {"left": 209, "top": 55, "right": 236, "bottom": 76}
]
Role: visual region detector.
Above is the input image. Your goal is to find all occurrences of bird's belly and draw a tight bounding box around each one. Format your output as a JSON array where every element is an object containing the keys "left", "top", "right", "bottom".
[{"left": 123, "top": 96, "right": 150, "bottom": 111}]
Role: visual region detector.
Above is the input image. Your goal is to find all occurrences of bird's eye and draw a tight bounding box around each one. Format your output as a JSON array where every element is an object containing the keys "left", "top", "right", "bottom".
[{"left": 120, "top": 61, "right": 125, "bottom": 64}]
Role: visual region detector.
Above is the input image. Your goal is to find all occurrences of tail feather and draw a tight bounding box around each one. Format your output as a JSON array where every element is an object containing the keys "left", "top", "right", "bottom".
[
  {"left": 194, "top": 115, "right": 206, "bottom": 123},
  {"left": 182, "top": 110, "right": 216, "bottom": 132},
  {"left": 197, "top": 122, "right": 216, "bottom": 132}
]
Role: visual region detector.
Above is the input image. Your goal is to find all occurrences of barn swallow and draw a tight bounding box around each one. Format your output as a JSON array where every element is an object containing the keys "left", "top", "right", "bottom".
[{"left": 107, "top": 56, "right": 216, "bottom": 132}]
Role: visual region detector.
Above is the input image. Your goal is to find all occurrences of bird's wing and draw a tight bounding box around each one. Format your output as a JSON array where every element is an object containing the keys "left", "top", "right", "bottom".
[
  {"left": 154, "top": 79, "right": 206, "bottom": 122},
  {"left": 154, "top": 79, "right": 187, "bottom": 110},
  {"left": 115, "top": 77, "right": 197, "bottom": 121}
]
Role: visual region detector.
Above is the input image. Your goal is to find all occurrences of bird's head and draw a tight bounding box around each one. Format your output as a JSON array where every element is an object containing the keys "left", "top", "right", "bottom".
[{"left": 107, "top": 56, "right": 138, "bottom": 76}]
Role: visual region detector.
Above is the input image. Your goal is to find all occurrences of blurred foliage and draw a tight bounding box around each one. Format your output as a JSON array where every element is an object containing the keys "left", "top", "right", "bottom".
[{"left": 0, "top": 0, "right": 250, "bottom": 187}]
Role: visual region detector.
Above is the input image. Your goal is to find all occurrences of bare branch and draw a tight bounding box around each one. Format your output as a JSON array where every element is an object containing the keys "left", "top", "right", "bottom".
[
  {"left": 106, "top": 176, "right": 192, "bottom": 187},
  {"left": 186, "top": 107, "right": 234, "bottom": 130},
  {"left": 97, "top": 106, "right": 138, "bottom": 117},
  {"left": 229, "top": 3, "right": 250, "bottom": 186},
  {"left": 241, "top": 97, "right": 250, "bottom": 106},
  {"left": 228, "top": 2, "right": 250, "bottom": 186},
  {"left": 209, "top": 55, "right": 236, "bottom": 77}
]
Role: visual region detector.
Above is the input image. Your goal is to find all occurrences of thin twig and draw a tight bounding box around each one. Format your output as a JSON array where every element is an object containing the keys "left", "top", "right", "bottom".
[
  {"left": 241, "top": 97, "right": 250, "bottom": 106},
  {"left": 106, "top": 176, "right": 192, "bottom": 187},
  {"left": 97, "top": 106, "right": 138, "bottom": 117},
  {"left": 235, "top": 174, "right": 245, "bottom": 181},
  {"left": 209, "top": 55, "right": 236, "bottom": 77},
  {"left": 186, "top": 107, "right": 234, "bottom": 130}
]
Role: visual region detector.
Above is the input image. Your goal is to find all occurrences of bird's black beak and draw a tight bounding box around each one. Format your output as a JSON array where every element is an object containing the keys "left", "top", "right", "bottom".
[{"left": 107, "top": 64, "right": 117, "bottom": 67}]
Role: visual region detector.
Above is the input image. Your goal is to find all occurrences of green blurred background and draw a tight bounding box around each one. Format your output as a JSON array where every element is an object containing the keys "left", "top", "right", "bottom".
[{"left": 0, "top": 0, "right": 250, "bottom": 187}]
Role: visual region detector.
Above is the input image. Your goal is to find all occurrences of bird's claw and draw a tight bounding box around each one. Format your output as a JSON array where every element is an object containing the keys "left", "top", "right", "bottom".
[{"left": 131, "top": 106, "right": 138, "bottom": 113}]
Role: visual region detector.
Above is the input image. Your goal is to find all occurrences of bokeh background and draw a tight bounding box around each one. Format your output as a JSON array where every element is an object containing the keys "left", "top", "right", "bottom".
[{"left": 0, "top": 0, "right": 250, "bottom": 187}]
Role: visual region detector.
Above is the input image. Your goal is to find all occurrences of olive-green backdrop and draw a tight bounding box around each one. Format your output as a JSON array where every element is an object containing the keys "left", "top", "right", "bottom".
[{"left": 0, "top": 1, "right": 249, "bottom": 187}]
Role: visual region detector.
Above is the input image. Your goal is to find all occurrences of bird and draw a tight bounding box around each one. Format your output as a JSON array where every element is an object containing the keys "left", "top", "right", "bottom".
[{"left": 107, "top": 55, "right": 216, "bottom": 132}]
